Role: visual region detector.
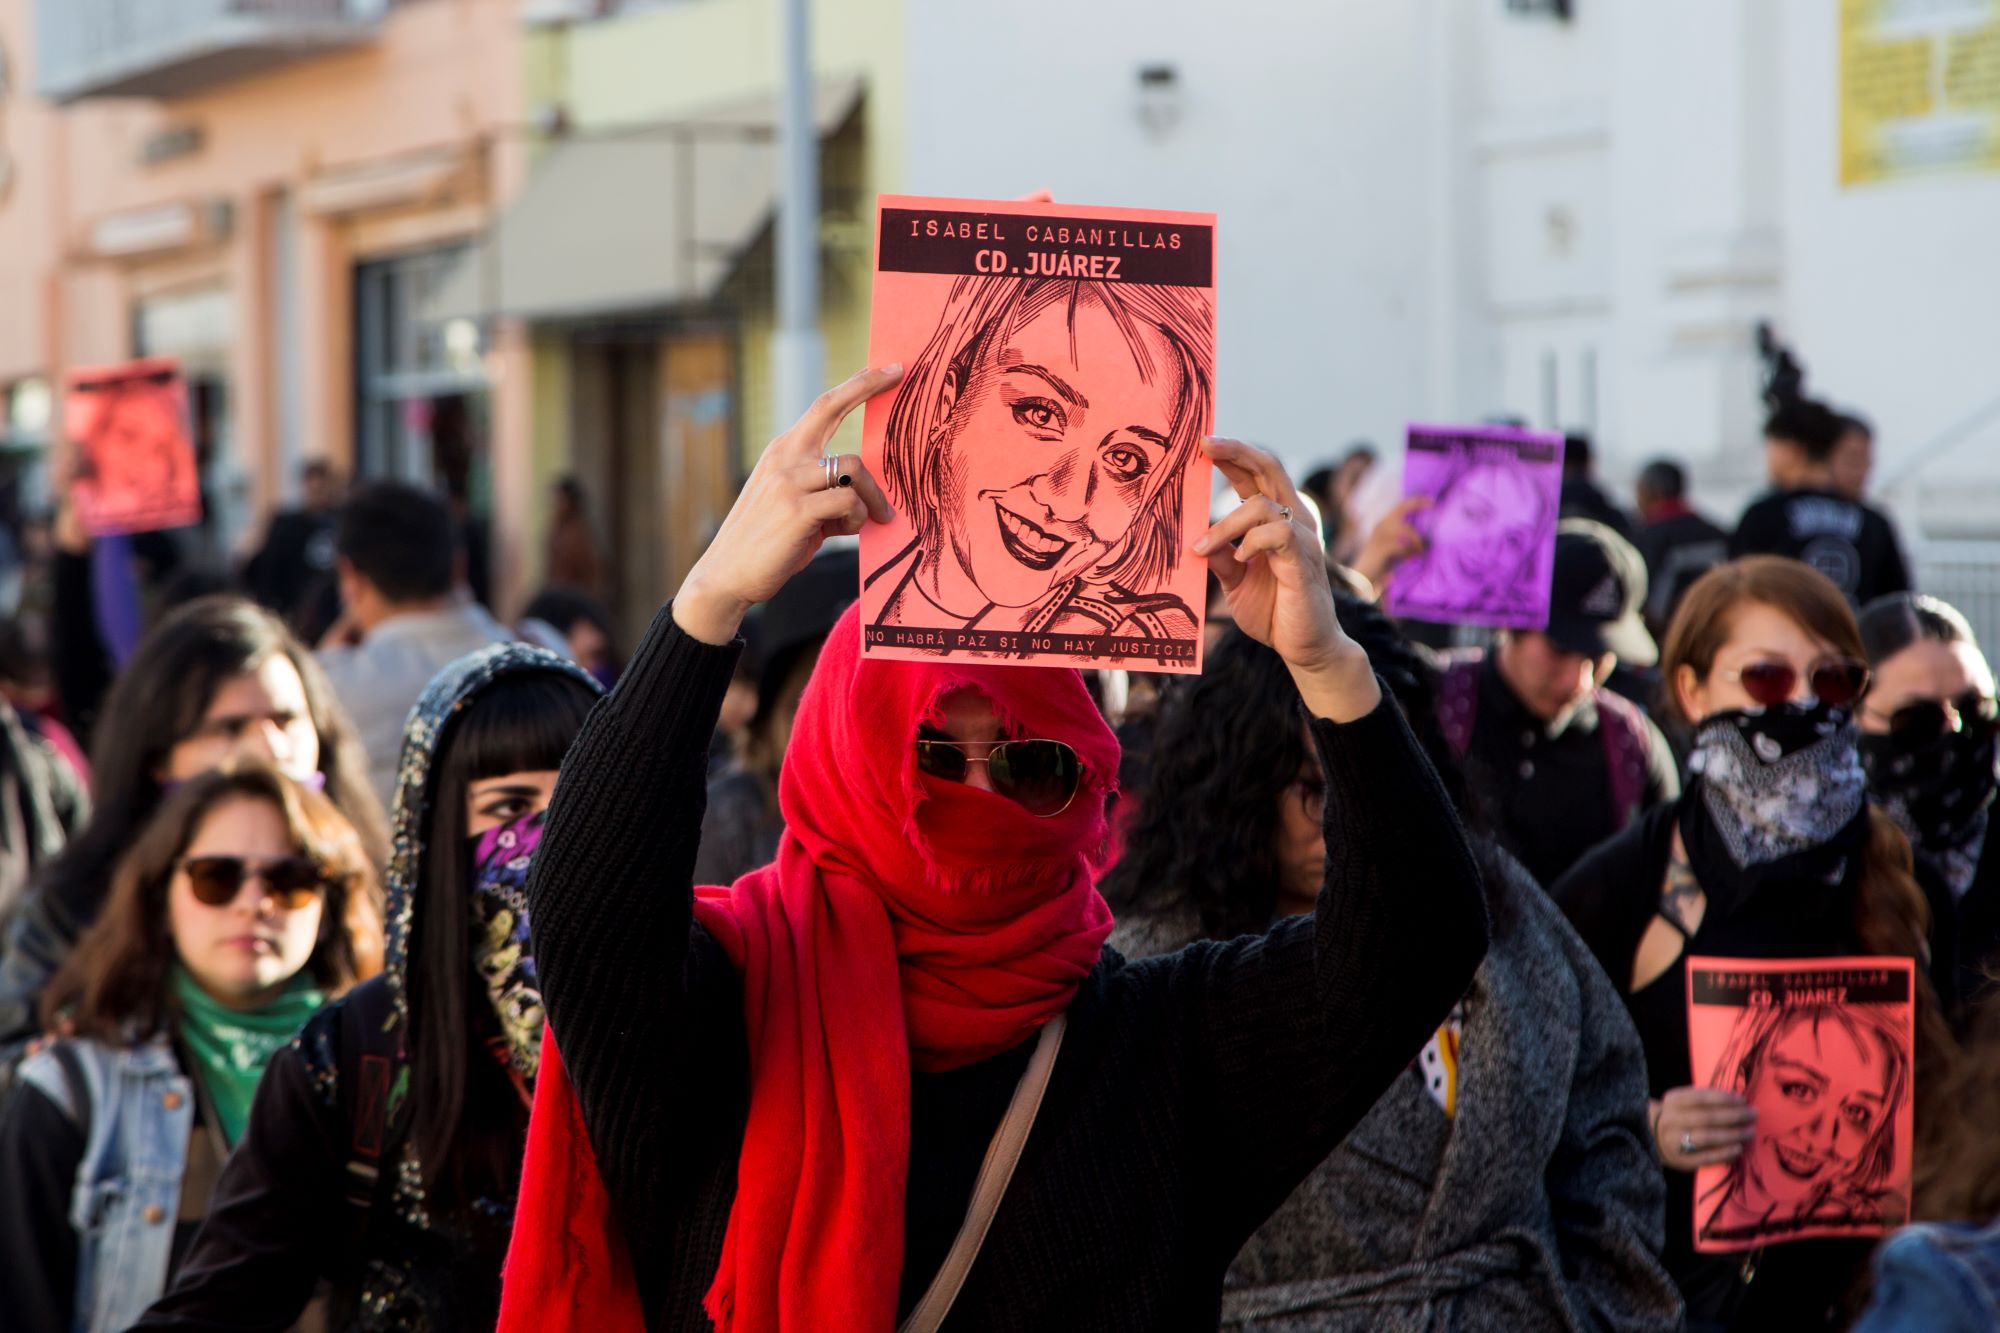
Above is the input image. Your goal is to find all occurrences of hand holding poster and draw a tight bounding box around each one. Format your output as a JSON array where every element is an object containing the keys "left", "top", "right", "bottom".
[
  {"left": 1686, "top": 956, "right": 1916, "bottom": 1254},
  {"left": 858, "top": 194, "right": 1216, "bottom": 673},
  {"left": 66, "top": 357, "right": 202, "bottom": 537},
  {"left": 1384, "top": 423, "right": 1562, "bottom": 631}
]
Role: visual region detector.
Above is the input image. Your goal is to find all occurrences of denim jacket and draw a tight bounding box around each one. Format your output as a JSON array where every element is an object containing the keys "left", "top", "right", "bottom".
[
  {"left": 1852, "top": 1219, "right": 2000, "bottom": 1333},
  {"left": 17, "top": 1033, "right": 193, "bottom": 1333}
]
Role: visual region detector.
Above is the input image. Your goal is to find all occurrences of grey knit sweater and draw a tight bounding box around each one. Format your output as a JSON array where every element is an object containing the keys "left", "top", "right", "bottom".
[{"left": 1111, "top": 851, "right": 1685, "bottom": 1333}]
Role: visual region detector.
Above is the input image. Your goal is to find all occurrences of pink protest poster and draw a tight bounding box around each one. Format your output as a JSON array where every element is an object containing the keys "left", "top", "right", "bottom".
[
  {"left": 858, "top": 194, "right": 1216, "bottom": 673},
  {"left": 1686, "top": 956, "right": 1916, "bottom": 1254},
  {"left": 66, "top": 357, "right": 202, "bottom": 537},
  {"left": 1384, "top": 423, "right": 1563, "bottom": 631}
]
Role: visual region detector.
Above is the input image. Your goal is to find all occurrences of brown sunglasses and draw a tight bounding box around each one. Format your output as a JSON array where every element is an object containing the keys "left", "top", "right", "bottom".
[{"left": 179, "top": 855, "right": 333, "bottom": 911}]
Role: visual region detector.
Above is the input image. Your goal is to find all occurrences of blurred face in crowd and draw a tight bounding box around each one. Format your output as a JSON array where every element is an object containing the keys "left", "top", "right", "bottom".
[
  {"left": 1830, "top": 427, "right": 1873, "bottom": 500},
  {"left": 1676, "top": 600, "right": 1840, "bottom": 722},
  {"left": 1496, "top": 631, "right": 1610, "bottom": 722},
  {"left": 930, "top": 294, "right": 1182, "bottom": 611},
  {"left": 566, "top": 618, "right": 613, "bottom": 681},
  {"left": 1275, "top": 729, "right": 1326, "bottom": 910},
  {"left": 167, "top": 795, "right": 325, "bottom": 1008},
  {"left": 1860, "top": 638, "right": 1994, "bottom": 737},
  {"left": 163, "top": 655, "right": 321, "bottom": 784},
  {"left": 466, "top": 770, "right": 562, "bottom": 837}
]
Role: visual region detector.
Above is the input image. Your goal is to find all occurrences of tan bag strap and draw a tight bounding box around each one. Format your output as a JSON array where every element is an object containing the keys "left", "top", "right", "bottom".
[{"left": 897, "top": 1013, "right": 1067, "bottom": 1333}]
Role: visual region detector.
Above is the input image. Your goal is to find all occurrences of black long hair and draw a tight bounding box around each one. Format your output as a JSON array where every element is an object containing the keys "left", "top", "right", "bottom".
[
  {"left": 1102, "top": 591, "right": 1496, "bottom": 941},
  {"left": 32, "top": 596, "right": 387, "bottom": 935},
  {"left": 406, "top": 670, "right": 597, "bottom": 1196}
]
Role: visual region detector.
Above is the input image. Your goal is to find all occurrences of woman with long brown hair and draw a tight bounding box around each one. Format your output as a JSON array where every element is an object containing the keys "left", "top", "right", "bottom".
[
  {"left": 1554, "top": 556, "right": 1950, "bottom": 1330},
  {"left": 0, "top": 764, "right": 379, "bottom": 1332}
]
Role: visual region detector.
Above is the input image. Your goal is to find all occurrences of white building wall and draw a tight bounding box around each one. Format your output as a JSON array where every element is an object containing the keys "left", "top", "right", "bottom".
[{"left": 904, "top": 0, "right": 2000, "bottom": 537}]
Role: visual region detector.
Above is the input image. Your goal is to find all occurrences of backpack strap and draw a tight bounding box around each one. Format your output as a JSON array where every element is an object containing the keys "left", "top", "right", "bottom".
[
  {"left": 1436, "top": 653, "right": 1483, "bottom": 761},
  {"left": 1594, "top": 690, "right": 1652, "bottom": 831}
]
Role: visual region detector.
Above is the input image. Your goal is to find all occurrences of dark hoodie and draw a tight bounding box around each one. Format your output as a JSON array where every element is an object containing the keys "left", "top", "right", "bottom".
[{"left": 134, "top": 644, "right": 600, "bottom": 1331}]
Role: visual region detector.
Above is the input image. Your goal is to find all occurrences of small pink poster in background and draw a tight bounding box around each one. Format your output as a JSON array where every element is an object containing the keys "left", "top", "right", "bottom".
[
  {"left": 1385, "top": 423, "right": 1563, "bottom": 631},
  {"left": 66, "top": 357, "right": 202, "bottom": 537},
  {"left": 858, "top": 194, "right": 1216, "bottom": 673},
  {"left": 1686, "top": 956, "right": 1915, "bottom": 1254}
]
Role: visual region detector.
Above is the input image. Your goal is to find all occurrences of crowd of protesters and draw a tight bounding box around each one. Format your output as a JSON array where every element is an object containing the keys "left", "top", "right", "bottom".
[{"left": 0, "top": 348, "right": 1995, "bottom": 1333}]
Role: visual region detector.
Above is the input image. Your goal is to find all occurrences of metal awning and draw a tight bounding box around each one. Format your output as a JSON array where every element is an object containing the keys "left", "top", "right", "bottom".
[{"left": 424, "top": 77, "right": 863, "bottom": 325}]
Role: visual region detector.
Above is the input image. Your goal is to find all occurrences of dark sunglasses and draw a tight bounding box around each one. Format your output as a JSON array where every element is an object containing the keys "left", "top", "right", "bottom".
[
  {"left": 1879, "top": 689, "right": 2000, "bottom": 741},
  {"left": 180, "top": 855, "right": 332, "bottom": 910},
  {"left": 1721, "top": 657, "right": 1871, "bottom": 709},
  {"left": 913, "top": 739, "right": 1082, "bottom": 817}
]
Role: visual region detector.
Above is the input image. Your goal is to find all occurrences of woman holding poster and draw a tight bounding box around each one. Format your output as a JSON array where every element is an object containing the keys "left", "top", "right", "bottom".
[
  {"left": 494, "top": 365, "right": 1489, "bottom": 1332},
  {"left": 1554, "top": 557, "right": 1953, "bottom": 1331}
]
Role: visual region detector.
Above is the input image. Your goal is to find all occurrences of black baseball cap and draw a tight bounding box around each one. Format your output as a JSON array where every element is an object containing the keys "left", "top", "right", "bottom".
[{"left": 1544, "top": 519, "right": 1657, "bottom": 667}]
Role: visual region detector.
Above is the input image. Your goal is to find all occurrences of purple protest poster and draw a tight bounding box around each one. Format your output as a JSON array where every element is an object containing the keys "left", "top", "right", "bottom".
[{"left": 1385, "top": 423, "right": 1564, "bottom": 631}]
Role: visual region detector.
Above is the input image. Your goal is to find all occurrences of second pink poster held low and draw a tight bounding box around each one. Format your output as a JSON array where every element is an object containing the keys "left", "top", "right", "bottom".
[{"left": 858, "top": 194, "right": 1217, "bottom": 674}]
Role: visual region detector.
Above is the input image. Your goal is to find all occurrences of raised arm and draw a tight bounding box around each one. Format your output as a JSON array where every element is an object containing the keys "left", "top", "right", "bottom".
[
  {"left": 1169, "top": 437, "right": 1489, "bottom": 1242},
  {"left": 527, "top": 366, "right": 902, "bottom": 1219}
]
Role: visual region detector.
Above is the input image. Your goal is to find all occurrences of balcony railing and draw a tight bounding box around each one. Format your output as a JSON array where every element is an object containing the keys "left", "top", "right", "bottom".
[{"left": 34, "top": 0, "right": 389, "bottom": 104}]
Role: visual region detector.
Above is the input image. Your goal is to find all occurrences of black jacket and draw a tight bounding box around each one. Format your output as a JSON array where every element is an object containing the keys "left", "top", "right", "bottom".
[
  {"left": 1730, "top": 488, "right": 1910, "bottom": 607},
  {"left": 526, "top": 607, "right": 1489, "bottom": 1331}
]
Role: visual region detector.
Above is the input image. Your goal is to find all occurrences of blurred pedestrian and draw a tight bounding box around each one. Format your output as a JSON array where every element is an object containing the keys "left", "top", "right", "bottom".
[
  {"left": 1853, "top": 1002, "right": 2000, "bottom": 1333},
  {"left": 694, "top": 545, "right": 856, "bottom": 887},
  {"left": 244, "top": 459, "right": 342, "bottom": 632},
  {"left": 317, "top": 481, "right": 513, "bottom": 807},
  {"left": 1831, "top": 411, "right": 1875, "bottom": 502},
  {"left": 1559, "top": 432, "right": 1635, "bottom": 540},
  {"left": 498, "top": 372, "right": 1487, "bottom": 1330},
  {"left": 0, "top": 764, "right": 379, "bottom": 1332},
  {"left": 544, "top": 475, "right": 605, "bottom": 598},
  {"left": 1103, "top": 606, "right": 1680, "bottom": 1331},
  {"left": 521, "top": 585, "right": 620, "bottom": 688},
  {"left": 1859, "top": 592, "right": 2000, "bottom": 1021},
  {"left": 1633, "top": 458, "right": 1730, "bottom": 642},
  {"left": 1437, "top": 520, "right": 1679, "bottom": 889},
  {"left": 1731, "top": 399, "right": 1910, "bottom": 607},
  {"left": 137, "top": 646, "right": 599, "bottom": 1331},
  {"left": 1554, "top": 556, "right": 1953, "bottom": 1330},
  {"left": 0, "top": 597, "right": 385, "bottom": 1070}
]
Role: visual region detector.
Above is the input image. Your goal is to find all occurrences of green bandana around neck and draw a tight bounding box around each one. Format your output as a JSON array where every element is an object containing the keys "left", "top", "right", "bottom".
[{"left": 170, "top": 963, "right": 326, "bottom": 1145}]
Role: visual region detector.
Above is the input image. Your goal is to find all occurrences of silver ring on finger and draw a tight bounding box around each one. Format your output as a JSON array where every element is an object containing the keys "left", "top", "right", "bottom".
[
  {"left": 1680, "top": 1131, "right": 1696, "bottom": 1155},
  {"left": 821, "top": 456, "right": 839, "bottom": 491},
  {"left": 1276, "top": 503, "right": 1293, "bottom": 524}
]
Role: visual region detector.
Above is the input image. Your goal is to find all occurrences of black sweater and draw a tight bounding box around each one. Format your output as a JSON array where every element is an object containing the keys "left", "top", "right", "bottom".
[{"left": 527, "top": 607, "right": 1489, "bottom": 1331}]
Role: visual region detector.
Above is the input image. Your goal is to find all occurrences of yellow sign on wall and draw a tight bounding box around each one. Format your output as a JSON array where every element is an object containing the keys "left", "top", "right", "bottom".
[{"left": 1841, "top": 0, "right": 2000, "bottom": 185}]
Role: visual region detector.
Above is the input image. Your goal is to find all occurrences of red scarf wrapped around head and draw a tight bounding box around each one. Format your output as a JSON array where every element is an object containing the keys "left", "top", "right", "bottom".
[{"left": 500, "top": 605, "right": 1118, "bottom": 1331}]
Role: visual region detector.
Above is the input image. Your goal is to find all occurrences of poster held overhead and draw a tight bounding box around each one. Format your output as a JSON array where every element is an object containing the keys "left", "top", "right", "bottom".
[
  {"left": 66, "top": 357, "right": 202, "bottom": 538},
  {"left": 1685, "top": 955, "right": 1916, "bottom": 1254},
  {"left": 858, "top": 194, "right": 1217, "bottom": 673},
  {"left": 1385, "top": 423, "right": 1563, "bottom": 631}
]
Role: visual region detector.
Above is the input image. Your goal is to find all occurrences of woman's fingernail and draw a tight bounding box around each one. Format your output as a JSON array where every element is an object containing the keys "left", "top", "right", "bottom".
[
  {"left": 1191, "top": 538, "right": 1210, "bottom": 555},
  {"left": 881, "top": 362, "right": 903, "bottom": 376}
]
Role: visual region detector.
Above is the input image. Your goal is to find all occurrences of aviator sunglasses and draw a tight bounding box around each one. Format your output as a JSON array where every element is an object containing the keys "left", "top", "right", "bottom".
[
  {"left": 179, "top": 855, "right": 334, "bottom": 911},
  {"left": 914, "top": 737, "right": 1083, "bottom": 817},
  {"left": 1720, "top": 657, "right": 1871, "bottom": 710}
]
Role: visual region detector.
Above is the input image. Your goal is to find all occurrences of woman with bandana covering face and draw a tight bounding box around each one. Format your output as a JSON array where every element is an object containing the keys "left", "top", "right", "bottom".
[
  {"left": 1554, "top": 556, "right": 1954, "bottom": 1331},
  {"left": 1858, "top": 593, "right": 2000, "bottom": 1025},
  {"left": 495, "top": 366, "right": 1489, "bottom": 1332},
  {"left": 134, "top": 645, "right": 600, "bottom": 1331}
]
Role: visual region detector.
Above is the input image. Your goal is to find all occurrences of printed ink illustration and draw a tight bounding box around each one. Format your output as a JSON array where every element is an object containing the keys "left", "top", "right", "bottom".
[{"left": 859, "top": 196, "right": 1217, "bottom": 673}]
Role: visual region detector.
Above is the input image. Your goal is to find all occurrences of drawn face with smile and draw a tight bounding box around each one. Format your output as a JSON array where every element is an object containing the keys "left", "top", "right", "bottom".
[
  {"left": 928, "top": 292, "right": 1183, "bottom": 610},
  {"left": 1744, "top": 1015, "right": 1894, "bottom": 1211},
  {"left": 1424, "top": 462, "right": 1545, "bottom": 594}
]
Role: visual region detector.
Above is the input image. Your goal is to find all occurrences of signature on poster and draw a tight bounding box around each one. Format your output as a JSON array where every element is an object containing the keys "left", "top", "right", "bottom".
[{"left": 859, "top": 197, "right": 1216, "bottom": 673}]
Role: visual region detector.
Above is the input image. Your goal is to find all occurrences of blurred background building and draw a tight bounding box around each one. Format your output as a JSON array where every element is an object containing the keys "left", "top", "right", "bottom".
[{"left": 0, "top": 0, "right": 1994, "bottom": 641}]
